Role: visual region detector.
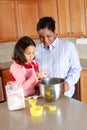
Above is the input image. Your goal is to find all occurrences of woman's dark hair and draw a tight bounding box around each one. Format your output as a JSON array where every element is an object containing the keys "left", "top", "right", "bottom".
[
  {"left": 12, "top": 36, "right": 36, "bottom": 65},
  {"left": 37, "top": 16, "right": 55, "bottom": 32}
]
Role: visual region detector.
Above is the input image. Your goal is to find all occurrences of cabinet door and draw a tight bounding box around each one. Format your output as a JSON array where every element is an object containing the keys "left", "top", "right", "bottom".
[
  {"left": 57, "top": 0, "right": 86, "bottom": 37},
  {"left": 39, "top": 0, "right": 59, "bottom": 35},
  {"left": 0, "top": 69, "right": 10, "bottom": 101},
  {"left": 57, "top": 0, "right": 71, "bottom": 37},
  {"left": 16, "top": 0, "right": 40, "bottom": 39},
  {"left": 0, "top": 0, "right": 17, "bottom": 42},
  {"left": 69, "top": 0, "right": 86, "bottom": 37},
  {"left": 85, "top": 0, "right": 87, "bottom": 35},
  {"left": 80, "top": 70, "right": 87, "bottom": 103}
]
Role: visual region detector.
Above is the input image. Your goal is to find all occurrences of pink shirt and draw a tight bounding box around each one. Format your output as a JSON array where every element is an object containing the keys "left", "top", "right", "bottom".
[{"left": 10, "top": 61, "right": 38, "bottom": 97}]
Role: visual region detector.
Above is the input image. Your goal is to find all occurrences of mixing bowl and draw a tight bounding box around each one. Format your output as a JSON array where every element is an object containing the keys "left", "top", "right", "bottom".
[{"left": 39, "top": 78, "right": 64, "bottom": 102}]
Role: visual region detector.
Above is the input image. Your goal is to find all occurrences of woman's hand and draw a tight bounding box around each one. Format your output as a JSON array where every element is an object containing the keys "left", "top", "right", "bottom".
[
  {"left": 37, "top": 69, "right": 47, "bottom": 79},
  {"left": 63, "top": 81, "right": 69, "bottom": 92}
]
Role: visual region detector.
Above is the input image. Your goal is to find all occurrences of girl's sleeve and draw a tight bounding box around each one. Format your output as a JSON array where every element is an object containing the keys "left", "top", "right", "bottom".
[{"left": 31, "top": 60, "right": 39, "bottom": 72}]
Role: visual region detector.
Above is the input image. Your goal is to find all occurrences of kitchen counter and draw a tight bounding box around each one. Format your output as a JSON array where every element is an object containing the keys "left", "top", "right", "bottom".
[{"left": 0, "top": 96, "right": 87, "bottom": 130}]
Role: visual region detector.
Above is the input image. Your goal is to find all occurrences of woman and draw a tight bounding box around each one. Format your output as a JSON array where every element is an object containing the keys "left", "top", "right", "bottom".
[{"left": 35, "top": 16, "right": 82, "bottom": 98}]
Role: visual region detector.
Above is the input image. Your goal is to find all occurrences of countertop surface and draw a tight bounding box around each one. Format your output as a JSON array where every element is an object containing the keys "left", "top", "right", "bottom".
[
  {"left": 1, "top": 96, "right": 87, "bottom": 130},
  {"left": 0, "top": 58, "right": 87, "bottom": 70}
]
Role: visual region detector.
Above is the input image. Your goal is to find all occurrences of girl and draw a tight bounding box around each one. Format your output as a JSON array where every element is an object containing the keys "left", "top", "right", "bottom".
[{"left": 10, "top": 36, "right": 46, "bottom": 97}]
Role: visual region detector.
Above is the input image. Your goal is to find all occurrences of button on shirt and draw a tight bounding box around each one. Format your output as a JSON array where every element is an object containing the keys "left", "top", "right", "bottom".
[{"left": 35, "top": 38, "right": 82, "bottom": 97}]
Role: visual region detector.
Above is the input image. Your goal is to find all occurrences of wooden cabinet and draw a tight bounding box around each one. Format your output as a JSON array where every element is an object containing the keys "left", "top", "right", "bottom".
[
  {"left": 85, "top": 0, "right": 87, "bottom": 35},
  {"left": 0, "top": 69, "right": 10, "bottom": 101},
  {"left": 57, "top": 0, "right": 86, "bottom": 37},
  {"left": 80, "top": 70, "right": 87, "bottom": 103},
  {"left": 0, "top": 0, "right": 18, "bottom": 42},
  {"left": 15, "top": 0, "right": 40, "bottom": 39},
  {"left": 0, "top": 0, "right": 87, "bottom": 42},
  {"left": 39, "top": 0, "right": 59, "bottom": 35},
  {"left": 0, "top": 0, "right": 40, "bottom": 42},
  {"left": 57, "top": 0, "right": 70, "bottom": 37},
  {"left": 36, "top": 0, "right": 86, "bottom": 37},
  {"left": 69, "top": 0, "right": 86, "bottom": 37},
  {"left": 74, "top": 70, "right": 87, "bottom": 103}
]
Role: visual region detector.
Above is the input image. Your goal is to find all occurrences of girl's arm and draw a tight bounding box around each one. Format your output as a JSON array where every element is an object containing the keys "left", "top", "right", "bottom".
[{"left": 10, "top": 62, "right": 38, "bottom": 90}]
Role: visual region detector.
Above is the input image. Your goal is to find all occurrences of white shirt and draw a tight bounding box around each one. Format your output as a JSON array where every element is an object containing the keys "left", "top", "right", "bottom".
[{"left": 35, "top": 37, "right": 82, "bottom": 97}]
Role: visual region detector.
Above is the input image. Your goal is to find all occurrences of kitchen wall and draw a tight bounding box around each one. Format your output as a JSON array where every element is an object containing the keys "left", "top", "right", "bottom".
[
  {"left": 62, "top": 37, "right": 87, "bottom": 59},
  {"left": 0, "top": 38, "right": 87, "bottom": 63},
  {"left": 0, "top": 39, "right": 40, "bottom": 62},
  {"left": 75, "top": 43, "right": 87, "bottom": 59}
]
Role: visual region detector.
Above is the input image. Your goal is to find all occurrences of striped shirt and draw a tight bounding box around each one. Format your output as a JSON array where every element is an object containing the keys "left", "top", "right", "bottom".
[{"left": 35, "top": 37, "right": 82, "bottom": 97}]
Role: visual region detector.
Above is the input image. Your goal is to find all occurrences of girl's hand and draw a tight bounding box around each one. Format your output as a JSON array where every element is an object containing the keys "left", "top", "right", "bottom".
[{"left": 37, "top": 69, "right": 47, "bottom": 79}]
